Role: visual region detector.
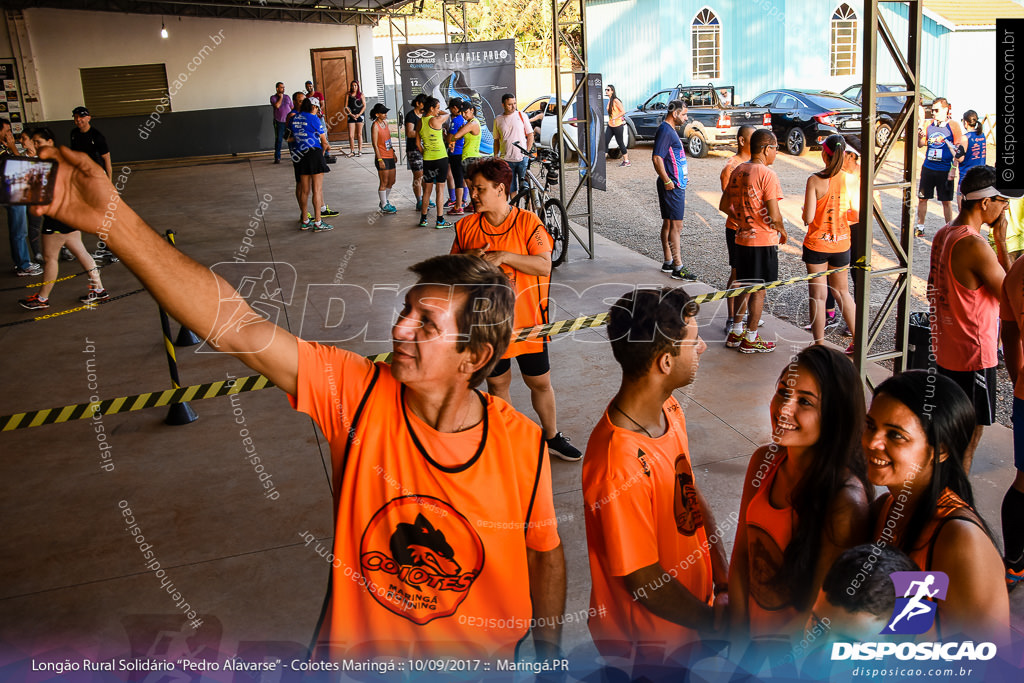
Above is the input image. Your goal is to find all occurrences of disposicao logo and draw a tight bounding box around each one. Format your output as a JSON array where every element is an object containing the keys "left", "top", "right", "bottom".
[
  {"left": 882, "top": 571, "right": 948, "bottom": 635},
  {"left": 831, "top": 571, "right": 996, "bottom": 663}
]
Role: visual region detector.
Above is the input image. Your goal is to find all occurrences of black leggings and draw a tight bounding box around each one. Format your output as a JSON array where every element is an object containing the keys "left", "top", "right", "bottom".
[{"left": 605, "top": 125, "right": 626, "bottom": 151}]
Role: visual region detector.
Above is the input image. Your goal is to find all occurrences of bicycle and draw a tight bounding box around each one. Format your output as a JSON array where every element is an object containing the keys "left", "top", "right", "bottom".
[{"left": 509, "top": 142, "right": 570, "bottom": 267}]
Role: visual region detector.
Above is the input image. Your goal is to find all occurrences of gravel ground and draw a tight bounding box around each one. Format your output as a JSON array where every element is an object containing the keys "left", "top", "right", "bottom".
[{"left": 587, "top": 140, "right": 1013, "bottom": 428}]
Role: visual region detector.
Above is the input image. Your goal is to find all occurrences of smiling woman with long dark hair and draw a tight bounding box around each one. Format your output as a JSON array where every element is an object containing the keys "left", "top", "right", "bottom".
[
  {"left": 864, "top": 370, "right": 1008, "bottom": 643},
  {"left": 729, "top": 345, "right": 871, "bottom": 644},
  {"left": 345, "top": 79, "right": 365, "bottom": 157}
]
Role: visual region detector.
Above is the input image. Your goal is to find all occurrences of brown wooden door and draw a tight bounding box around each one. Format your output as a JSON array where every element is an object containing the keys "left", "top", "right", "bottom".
[{"left": 311, "top": 47, "right": 357, "bottom": 142}]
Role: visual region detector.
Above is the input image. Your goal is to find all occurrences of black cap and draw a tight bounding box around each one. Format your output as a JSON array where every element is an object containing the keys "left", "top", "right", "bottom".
[
  {"left": 370, "top": 103, "right": 390, "bottom": 117},
  {"left": 72, "top": 106, "right": 90, "bottom": 117}
]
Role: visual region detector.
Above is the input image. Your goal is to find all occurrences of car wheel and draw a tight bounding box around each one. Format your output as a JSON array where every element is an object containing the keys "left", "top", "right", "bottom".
[
  {"left": 874, "top": 122, "right": 893, "bottom": 148},
  {"left": 686, "top": 132, "right": 709, "bottom": 158},
  {"left": 786, "top": 127, "right": 806, "bottom": 156},
  {"left": 625, "top": 124, "right": 636, "bottom": 149}
]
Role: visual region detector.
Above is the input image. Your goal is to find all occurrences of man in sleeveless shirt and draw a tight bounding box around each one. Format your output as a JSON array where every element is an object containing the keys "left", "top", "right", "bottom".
[
  {"left": 928, "top": 166, "right": 1020, "bottom": 472},
  {"left": 583, "top": 287, "right": 728, "bottom": 674},
  {"left": 28, "top": 144, "right": 567, "bottom": 661}
]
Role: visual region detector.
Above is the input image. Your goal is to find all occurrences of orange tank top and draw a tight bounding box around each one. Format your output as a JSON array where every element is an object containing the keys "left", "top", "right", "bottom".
[
  {"left": 928, "top": 224, "right": 1000, "bottom": 370},
  {"left": 745, "top": 450, "right": 801, "bottom": 637},
  {"left": 803, "top": 173, "right": 852, "bottom": 253}
]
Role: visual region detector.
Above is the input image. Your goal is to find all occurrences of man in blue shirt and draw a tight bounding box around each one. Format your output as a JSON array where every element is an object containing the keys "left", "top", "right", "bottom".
[
  {"left": 916, "top": 97, "right": 962, "bottom": 237},
  {"left": 652, "top": 100, "right": 695, "bottom": 280}
]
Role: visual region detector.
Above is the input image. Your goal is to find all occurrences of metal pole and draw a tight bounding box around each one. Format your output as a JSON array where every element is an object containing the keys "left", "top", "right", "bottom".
[{"left": 160, "top": 230, "right": 198, "bottom": 425}]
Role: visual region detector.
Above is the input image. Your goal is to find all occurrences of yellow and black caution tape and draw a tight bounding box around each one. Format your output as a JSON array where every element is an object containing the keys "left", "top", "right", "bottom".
[
  {"left": 0, "top": 288, "right": 146, "bottom": 329},
  {"left": 0, "top": 260, "right": 117, "bottom": 292},
  {"left": 1, "top": 374, "right": 274, "bottom": 432},
  {"left": 0, "top": 262, "right": 869, "bottom": 430}
]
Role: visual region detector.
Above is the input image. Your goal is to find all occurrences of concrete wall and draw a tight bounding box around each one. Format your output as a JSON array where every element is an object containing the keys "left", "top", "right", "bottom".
[{"left": 0, "top": 8, "right": 378, "bottom": 159}]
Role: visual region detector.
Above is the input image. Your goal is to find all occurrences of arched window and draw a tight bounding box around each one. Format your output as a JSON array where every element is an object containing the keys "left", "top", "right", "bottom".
[
  {"left": 692, "top": 8, "right": 721, "bottom": 80},
  {"left": 830, "top": 4, "right": 858, "bottom": 76}
]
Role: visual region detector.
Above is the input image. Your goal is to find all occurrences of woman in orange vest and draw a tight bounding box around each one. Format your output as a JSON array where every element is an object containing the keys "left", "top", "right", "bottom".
[
  {"left": 729, "top": 345, "right": 871, "bottom": 645},
  {"left": 801, "top": 134, "right": 857, "bottom": 351},
  {"left": 604, "top": 84, "right": 631, "bottom": 167},
  {"left": 865, "top": 371, "right": 1009, "bottom": 644}
]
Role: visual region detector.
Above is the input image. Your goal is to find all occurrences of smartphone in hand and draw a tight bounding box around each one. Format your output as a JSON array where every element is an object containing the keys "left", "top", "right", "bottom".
[{"left": 0, "top": 157, "right": 58, "bottom": 205}]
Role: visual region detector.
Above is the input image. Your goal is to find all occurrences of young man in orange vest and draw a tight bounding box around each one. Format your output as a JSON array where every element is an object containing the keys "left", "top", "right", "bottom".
[
  {"left": 583, "top": 286, "right": 728, "bottom": 676},
  {"left": 30, "top": 145, "right": 567, "bottom": 661}
]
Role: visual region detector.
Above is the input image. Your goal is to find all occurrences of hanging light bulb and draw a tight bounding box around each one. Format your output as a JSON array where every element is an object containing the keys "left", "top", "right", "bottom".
[{"left": 160, "top": 20, "right": 168, "bottom": 39}]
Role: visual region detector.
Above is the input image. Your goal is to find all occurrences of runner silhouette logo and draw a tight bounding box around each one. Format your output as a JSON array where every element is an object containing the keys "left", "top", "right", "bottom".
[{"left": 881, "top": 571, "right": 949, "bottom": 635}]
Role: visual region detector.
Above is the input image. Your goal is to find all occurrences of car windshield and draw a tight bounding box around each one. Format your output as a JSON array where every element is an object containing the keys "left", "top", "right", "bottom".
[{"left": 802, "top": 93, "right": 857, "bottom": 110}]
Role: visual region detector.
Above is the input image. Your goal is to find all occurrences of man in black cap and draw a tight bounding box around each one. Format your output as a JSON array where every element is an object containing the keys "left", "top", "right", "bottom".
[
  {"left": 70, "top": 107, "right": 112, "bottom": 180},
  {"left": 70, "top": 106, "right": 116, "bottom": 260}
]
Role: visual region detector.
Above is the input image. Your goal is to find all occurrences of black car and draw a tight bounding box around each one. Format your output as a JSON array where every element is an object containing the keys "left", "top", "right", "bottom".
[
  {"left": 840, "top": 83, "right": 937, "bottom": 147},
  {"left": 749, "top": 89, "right": 862, "bottom": 156}
]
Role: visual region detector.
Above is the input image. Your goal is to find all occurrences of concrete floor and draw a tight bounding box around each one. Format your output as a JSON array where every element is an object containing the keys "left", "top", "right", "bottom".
[{"left": 0, "top": 153, "right": 1020, "bottom": 678}]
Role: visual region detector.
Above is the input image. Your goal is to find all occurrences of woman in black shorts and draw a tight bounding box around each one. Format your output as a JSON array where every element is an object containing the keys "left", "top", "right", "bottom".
[
  {"left": 18, "top": 128, "right": 109, "bottom": 310},
  {"left": 345, "top": 80, "right": 365, "bottom": 157}
]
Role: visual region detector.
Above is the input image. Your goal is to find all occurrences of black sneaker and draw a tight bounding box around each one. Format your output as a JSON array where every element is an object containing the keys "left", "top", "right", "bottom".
[
  {"left": 320, "top": 206, "right": 340, "bottom": 217},
  {"left": 546, "top": 432, "right": 583, "bottom": 462},
  {"left": 61, "top": 247, "right": 75, "bottom": 261},
  {"left": 671, "top": 265, "right": 697, "bottom": 281},
  {"left": 660, "top": 260, "right": 674, "bottom": 273}
]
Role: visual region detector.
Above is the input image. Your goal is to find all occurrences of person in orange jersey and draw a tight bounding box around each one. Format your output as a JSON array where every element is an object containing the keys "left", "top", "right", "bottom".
[
  {"left": 27, "top": 144, "right": 566, "bottom": 661},
  {"left": 583, "top": 286, "right": 728, "bottom": 676},
  {"left": 451, "top": 157, "right": 583, "bottom": 462}
]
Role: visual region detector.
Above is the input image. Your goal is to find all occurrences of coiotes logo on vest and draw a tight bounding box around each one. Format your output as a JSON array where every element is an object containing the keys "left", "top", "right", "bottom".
[
  {"left": 881, "top": 571, "right": 949, "bottom": 635},
  {"left": 360, "top": 496, "right": 483, "bottom": 624}
]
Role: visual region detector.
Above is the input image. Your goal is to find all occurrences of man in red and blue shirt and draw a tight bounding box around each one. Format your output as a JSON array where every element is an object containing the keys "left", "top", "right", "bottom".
[{"left": 652, "top": 100, "right": 695, "bottom": 281}]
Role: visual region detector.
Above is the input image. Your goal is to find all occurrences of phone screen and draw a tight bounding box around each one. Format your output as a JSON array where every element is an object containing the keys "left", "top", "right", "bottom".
[{"left": 0, "top": 157, "right": 58, "bottom": 205}]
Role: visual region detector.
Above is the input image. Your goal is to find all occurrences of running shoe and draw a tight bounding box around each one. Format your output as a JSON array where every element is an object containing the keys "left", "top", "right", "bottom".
[
  {"left": 15, "top": 263, "right": 42, "bottom": 276},
  {"left": 383, "top": 203, "right": 398, "bottom": 214},
  {"left": 309, "top": 221, "right": 334, "bottom": 232},
  {"left": 321, "top": 206, "right": 340, "bottom": 217},
  {"left": 546, "top": 432, "right": 583, "bottom": 462},
  {"left": 416, "top": 199, "right": 423, "bottom": 211},
  {"left": 61, "top": 246, "right": 75, "bottom": 262},
  {"left": 449, "top": 206, "right": 464, "bottom": 215},
  {"left": 671, "top": 265, "right": 697, "bottom": 281},
  {"left": 435, "top": 218, "right": 454, "bottom": 230},
  {"left": 429, "top": 199, "right": 436, "bottom": 208},
  {"left": 80, "top": 288, "right": 110, "bottom": 303},
  {"left": 93, "top": 247, "right": 115, "bottom": 259},
  {"left": 661, "top": 260, "right": 674, "bottom": 273},
  {"left": 620, "top": 160, "right": 631, "bottom": 167},
  {"left": 803, "top": 311, "right": 838, "bottom": 331},
  {"left": 1006, "top": 563, "right": 1024, "bottom": 591},
  {"left": 915, "top": 225, "right": 925, "bottom": 237},
  {"left": 18, "top": 293, "right": 49, "bottom": 310},
  {"left": 726, "top": 330, "right": 745, "bottom": 348},
  {"left": 443, "top": 199, "right": 456, "bottom": 210},
  {"left": 739, "top": 335, "right": 776, "bottom": 354},
  {"left": 845, "top": 341, "right": 856, "bottom": 356},
  {"left": 417, "top": 216, "right": 430, "bottom": 228},
  {"left": 299, "top": 219, "right": 312, "bottom": 231}
]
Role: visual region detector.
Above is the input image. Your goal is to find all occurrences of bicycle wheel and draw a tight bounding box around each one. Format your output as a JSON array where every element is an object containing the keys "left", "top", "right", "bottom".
[
  {"left": 511, "top": 189, "right": 536, "bottom": 214},
  {"left": 543, "top": 198, "right": 570, "bottom": 267}
]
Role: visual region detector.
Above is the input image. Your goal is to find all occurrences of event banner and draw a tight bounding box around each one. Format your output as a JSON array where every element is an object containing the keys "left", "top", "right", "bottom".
[
  {"left": 579, "top": 72, "right": 607, "bottom": 191},
  {"left": 399, "top": 39, "right": 516, "bottom": 157}
]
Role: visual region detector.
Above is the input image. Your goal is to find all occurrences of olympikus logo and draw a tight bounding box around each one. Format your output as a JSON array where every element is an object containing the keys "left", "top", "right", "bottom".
[{"left": 406, "top": 49, "right": 435, "bottom": 64}]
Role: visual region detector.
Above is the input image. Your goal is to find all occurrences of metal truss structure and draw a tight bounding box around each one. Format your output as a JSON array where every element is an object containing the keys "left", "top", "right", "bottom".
[{"left": 852, "top": 0, "right": 923, "bottom": 384}]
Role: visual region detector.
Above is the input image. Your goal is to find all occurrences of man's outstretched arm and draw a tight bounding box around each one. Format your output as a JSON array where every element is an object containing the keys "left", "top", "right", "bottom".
[{"left": 32, "top": 145, "right": 299, "bottom": 394}]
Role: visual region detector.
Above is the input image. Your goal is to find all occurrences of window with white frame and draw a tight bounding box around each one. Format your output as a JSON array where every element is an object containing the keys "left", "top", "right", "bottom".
[
  {"left": 830, "top": 3, "right": 858, "bottom": 77},
  {"left": 692, "top": 8, "right": 721, "bottom": 80}
]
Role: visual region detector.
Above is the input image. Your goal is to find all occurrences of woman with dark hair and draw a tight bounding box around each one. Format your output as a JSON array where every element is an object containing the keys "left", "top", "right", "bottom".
[
  {"left": 801, "top": 134, "right": 857, "bottom": 350},
  {"left": 417, "top": 97, "right": 452, "bottom": 229},
  {"left": 604, "top": 84, "right": 630, "bottom": 167},
  {"left": 865, "top": 370, "right": 1009, "bottom": 643},
  {"left": 730, "top": 345, "right": 871, "bottom": 643},
  {"left": 289, "top": 97, "right": 333, "bottom": 231},
  {"left": 345, "top": 79, "right": 365, "bottom": 157},
  {"left": 956, "top": 110, "right": 986, "bottom": 199}
]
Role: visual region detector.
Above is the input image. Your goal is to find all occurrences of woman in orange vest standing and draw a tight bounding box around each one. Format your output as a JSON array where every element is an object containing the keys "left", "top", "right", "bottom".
[{"left": 801, "top": 134, "right": 858, "bottom": 351}]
